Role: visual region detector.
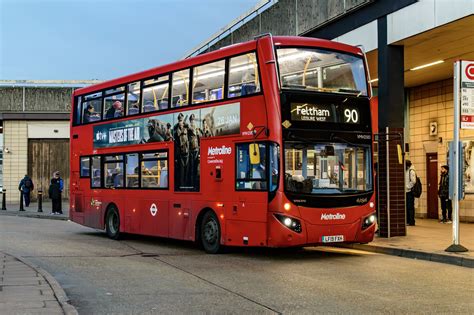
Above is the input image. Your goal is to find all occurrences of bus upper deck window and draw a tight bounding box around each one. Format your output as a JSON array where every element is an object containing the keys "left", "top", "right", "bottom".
[
  {"left": 192, "top": 60, "right": 225, "bottom": 104},
  {"left": 171, "top": 69, "right": 190, "bottom": 107},
  {"left": 228, "top": 53, "right": 260, "bottom": 98},
  {"left": 127, "top": 82, "right": 141, "bottom": 115}
]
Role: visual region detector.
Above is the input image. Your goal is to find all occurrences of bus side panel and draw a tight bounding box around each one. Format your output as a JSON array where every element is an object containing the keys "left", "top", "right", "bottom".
[
  {"left": 169, "top": 199, "right": 192, "bottom": 240},
  {"left": 225, "top": 220, "right": 267, "bottom": 247},
  {"left": 139, "top": 198, "right": 169, "bottom": 238}
]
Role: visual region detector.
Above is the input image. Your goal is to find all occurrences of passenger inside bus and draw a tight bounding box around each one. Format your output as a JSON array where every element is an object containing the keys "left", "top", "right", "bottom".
[
  {"left": 105, "top": 101, "right": 123, "bottom": 119},
  {"left": 83, "top": 104, "right": 100, "bottom": 123}
]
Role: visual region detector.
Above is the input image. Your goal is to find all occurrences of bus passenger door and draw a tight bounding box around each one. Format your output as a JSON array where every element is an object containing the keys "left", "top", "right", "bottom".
[{"left": 228, "top": 143, "right": 269, "bottom": 247}]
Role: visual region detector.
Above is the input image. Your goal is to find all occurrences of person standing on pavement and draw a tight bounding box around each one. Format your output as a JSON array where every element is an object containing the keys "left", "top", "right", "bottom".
[
  {"left": 405, "top": 160, "right": 417, "bottom": 226},
  {"left": 48, "top": 171, "right": 64, "bottom": 214},
  {"left": 438, "top": 165, "right": 452, "bottom": 224},
  {"left": 18, "top": 174, "right": 34, "bottom": 207}
]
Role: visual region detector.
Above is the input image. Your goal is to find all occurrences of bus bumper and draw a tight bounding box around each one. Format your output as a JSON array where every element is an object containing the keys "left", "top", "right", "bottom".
[{"left": 267, "top": 213, "right": 376, "bottom": 247}]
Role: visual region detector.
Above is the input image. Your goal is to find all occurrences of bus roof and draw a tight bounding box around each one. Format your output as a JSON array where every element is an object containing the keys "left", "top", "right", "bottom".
[{"left": 74, "top": 36, "right": 363, "bottom": 97}]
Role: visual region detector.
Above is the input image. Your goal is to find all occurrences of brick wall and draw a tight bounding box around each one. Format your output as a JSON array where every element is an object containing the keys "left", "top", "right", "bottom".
[
  {"left": 3, "top": 120, "right": 28, "bottom": 203},
  {"left": 378, "top": 127, "right": 406, "bottom": 237},
  {"left": 408, "top": 79, "right": 474, "bottom": 222}
]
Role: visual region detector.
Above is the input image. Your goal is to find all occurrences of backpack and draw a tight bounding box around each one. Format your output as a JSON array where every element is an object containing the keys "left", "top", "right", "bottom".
[
  {"left": 25, "top": 179, "right": 32, "bottom": 189},
  {"left": 411, "top": 174, "right": 422, "bottom": 198}
]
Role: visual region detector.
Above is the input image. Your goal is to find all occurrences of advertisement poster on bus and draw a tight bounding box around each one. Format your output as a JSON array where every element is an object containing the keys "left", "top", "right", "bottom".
[{"left": 93, "top": 102, "right": 241, "bottom": 191}]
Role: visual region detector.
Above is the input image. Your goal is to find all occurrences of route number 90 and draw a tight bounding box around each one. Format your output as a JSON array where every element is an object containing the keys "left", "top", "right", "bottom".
[{"left": 344, "top": 109, "right": 359, "bottom": 123}]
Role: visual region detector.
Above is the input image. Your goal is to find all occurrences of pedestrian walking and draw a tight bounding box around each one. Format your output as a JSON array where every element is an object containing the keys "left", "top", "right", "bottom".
[
  {"left": 18, "top": 174, "right": 34, "bottom": 207},
  {"left": 48, "top": 171, "right": 64, "bottom": 215},
  {"left": 405, "top": 160, "right": 417, "bottom": 226},
  {"left": 438, "top": 165, "right": 452, "bottom": 224}
]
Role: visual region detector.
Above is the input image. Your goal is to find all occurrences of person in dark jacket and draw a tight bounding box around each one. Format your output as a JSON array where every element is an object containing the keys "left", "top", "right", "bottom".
[
  {"left": 438, "top": 165, "right": 452, "bottom": 223},
  {"left": 18, "top": 174, "right": 34, "bottom": 207},
  {"left": 49, "top": 171, "right": 64, "bottom": 214}
]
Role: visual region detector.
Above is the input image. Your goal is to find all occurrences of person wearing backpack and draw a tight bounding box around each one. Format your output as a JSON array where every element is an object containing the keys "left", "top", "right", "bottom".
[
  {"left": 438, "top": 165, "right": 452, "bottom": 224},
  {"left": 48, "top": 171, "right": 64, "bottom": 215},
  {"left": 18, "top": 174, "right": 34, "bottom": 207},
  {"left": 405, "top": 160, "right": 417, "bottom": 226}
]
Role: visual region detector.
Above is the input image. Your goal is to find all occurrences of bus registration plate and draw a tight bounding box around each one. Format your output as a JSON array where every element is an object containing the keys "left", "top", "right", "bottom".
[{"left": 321, "top": 235, "right": 344, "bottom": 243}]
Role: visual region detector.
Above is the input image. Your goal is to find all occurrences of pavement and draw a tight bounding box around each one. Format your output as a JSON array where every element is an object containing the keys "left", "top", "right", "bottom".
[
  {"left": 0, "top": 251, "right": 77, "bottom": 315},
  {"left": 343, "top": 218, "right": 474, "bottom": 268},
  {"left": 0, "top": 201, "right": 69, "bottom": 221}
]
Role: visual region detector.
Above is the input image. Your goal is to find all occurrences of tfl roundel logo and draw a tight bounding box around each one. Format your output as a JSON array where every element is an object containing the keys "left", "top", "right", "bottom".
[
  {"left": 150, "top": 203, "right": 158, "bottom": 216},
  {"left": 466, "top": 63, "right": 474, "bottom": 81}
]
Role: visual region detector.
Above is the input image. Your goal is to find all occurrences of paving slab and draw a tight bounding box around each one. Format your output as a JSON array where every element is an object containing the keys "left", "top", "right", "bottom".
[
  {"left": 342, "top": 218, "right": 473, "bottom": 268},
  {"left": 0, "top": 252, "right": 78, "bottom": 315}
]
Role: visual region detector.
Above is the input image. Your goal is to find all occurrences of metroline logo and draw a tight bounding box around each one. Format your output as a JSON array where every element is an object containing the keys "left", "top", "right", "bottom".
[
  {"left": 208, "top": 146, "right": 232, "bottom": 156},
  {"left": 321, "top": 213, "right": 346, "bottom": 220}
]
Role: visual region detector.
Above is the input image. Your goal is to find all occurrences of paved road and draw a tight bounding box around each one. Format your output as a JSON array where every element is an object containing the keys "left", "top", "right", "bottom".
[{"left": 1, "top": 216, "right": 472, "bottom": 314}]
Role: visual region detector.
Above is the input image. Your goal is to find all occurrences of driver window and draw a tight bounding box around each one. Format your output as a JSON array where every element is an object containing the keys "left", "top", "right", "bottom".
[{"left": 236, "top": 143, "right": 267, "bottom": 191}]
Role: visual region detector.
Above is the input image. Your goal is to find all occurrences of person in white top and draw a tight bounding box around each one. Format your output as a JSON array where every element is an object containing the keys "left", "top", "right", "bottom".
[{"left": 405, "top": 160, "right": 417, "bottom": 226}]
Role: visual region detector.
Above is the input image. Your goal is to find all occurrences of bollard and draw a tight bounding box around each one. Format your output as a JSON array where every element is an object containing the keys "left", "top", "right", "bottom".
[
  {"left": 1, "top": 189, "right": 6, "bottom": 210},
  {"left": 19, "top": 190, "right": 24, "bottom": 211},
  {"left": 37, "top": 190, "right": 43, "bottom": 212}
]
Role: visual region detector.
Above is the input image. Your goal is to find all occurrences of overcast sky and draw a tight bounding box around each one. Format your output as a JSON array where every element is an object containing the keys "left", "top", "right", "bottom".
[{"left": 0, "top": 0, "right": 258, "bottom": 81}]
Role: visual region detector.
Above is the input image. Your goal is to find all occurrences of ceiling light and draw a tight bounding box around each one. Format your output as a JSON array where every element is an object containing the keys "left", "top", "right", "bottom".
[
  {"left": 369, "top": 78, "right": 378, "bottom": 83},
  {"left": 410, "top": 60, "right": 444, "bottom": 71}
]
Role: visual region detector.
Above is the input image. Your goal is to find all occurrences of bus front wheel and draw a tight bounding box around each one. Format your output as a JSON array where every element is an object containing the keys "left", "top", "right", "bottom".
[
  {"left": 200, "top": 211, "right": 221, "bottom": 254},
  {"left": 105, "top": 206, "right": 121, "bottom": 240}
]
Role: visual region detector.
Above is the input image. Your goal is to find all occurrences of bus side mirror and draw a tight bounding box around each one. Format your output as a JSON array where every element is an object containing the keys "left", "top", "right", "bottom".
[{"left": 249, "top": 143, "right": 260, "bottom": 165}]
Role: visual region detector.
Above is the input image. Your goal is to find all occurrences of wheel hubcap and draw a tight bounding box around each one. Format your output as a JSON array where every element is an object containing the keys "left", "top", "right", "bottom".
[{"left": 203, "top": 219, "right": 218, "bottom": 245}]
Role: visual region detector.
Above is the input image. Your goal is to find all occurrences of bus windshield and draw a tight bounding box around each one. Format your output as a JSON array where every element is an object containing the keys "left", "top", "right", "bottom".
[
  {"left": 284, "top": 142, "right": 372, "bottom": 194},
  {"left": 277, "top": 47, "right": 367, "bottom": 96}
]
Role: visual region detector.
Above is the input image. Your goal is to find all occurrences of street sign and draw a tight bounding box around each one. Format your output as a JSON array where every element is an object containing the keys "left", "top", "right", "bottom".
[
  {"left": 460, "top": 60, "right": 474, "bottom": 129},
  {"left": 446, "top": 61, "right": 469, "bottom": 253}
]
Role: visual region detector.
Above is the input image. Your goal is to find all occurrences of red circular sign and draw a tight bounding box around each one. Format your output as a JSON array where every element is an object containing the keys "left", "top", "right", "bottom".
[{"left": 466, "top": 63, "right": 474, "bottom": 80}]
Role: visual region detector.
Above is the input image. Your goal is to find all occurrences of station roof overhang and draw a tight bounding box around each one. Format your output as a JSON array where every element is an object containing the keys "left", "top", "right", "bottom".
[{"left": 367, "top": 14, "right": 474, "bottom": 88}]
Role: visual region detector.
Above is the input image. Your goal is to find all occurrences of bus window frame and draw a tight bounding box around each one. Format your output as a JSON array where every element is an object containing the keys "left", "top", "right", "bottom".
[
  {"left": 87, "top": 150, "right": 169, "bottom": 190},
  {"left": 103, "top": 154, "right": 125, "bottom": 189},
  {"left": 72, "top": 50, "right": 263, "bottom": 127},
  {"left": 102, "top": 91, "right": 126, "bottom": 121},
  {"left": 141, "top": 76, "right": 171, "bottom": 115},
  {"left": 79, "top": 156, "right": 91, "bottom": 178},
  {"left": 139, "top": 150, "right": 169, "bottom": 190},
  {"left": 274, "top": 45, "right": 370, "bottom": 98}
]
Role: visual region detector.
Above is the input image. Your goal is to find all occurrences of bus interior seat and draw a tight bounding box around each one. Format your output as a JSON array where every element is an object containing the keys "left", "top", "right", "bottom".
[
  {"left": 143, "top": 104, "right": 156, "bottom": 112},
  {"left": 128, "top": 107, "right": 139, "bottom": 115},
  {"left": 241, "top": 83, "right": 256, "bottom": 96}
]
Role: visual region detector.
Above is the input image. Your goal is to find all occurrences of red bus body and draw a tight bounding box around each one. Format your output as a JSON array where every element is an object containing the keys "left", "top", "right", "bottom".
[{"left": 70, "top": 36, "right": 376, "bottom": 250}]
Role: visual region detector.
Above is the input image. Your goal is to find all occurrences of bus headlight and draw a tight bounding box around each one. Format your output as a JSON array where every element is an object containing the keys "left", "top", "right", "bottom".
[
  {"left": 362, "top": 214, "right": 376, "bottom": 230},
  {"left": 275, "top": 214, "right": 302, "bottom": 233}
]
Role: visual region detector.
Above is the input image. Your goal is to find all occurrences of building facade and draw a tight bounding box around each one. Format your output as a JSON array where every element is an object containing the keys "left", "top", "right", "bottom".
[{"left": 0, "top": 81, "right": 98, "bottom": 203}]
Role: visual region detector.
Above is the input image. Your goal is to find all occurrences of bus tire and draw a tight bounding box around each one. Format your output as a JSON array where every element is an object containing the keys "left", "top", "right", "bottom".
[
  {"left": 200, "top": 211, "right": 221, "bottom": 254},
  {"left": 105, "top": 206, "right": 121, "bottom": 240}
]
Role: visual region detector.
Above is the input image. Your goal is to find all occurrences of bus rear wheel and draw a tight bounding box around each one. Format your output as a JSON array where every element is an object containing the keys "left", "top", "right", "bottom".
[
  {"left": 105, "top": 206, "right": 121, "bottom": 240},
  {"left": 200, "top": 211, "right": 221, "bottom": 254}
]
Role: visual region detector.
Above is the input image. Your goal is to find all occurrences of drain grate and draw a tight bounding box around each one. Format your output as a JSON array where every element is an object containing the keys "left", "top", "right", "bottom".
[{"left": 141, "top": 253, "right": 160, "bottom": 257}]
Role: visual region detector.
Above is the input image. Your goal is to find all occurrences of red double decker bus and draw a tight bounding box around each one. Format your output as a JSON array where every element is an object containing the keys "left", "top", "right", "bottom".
[{"left": 70, "top": 35, "right": 377, "bottom": 253}]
